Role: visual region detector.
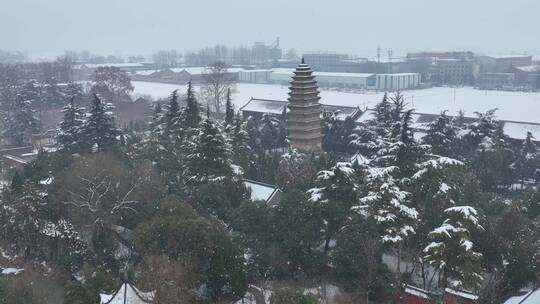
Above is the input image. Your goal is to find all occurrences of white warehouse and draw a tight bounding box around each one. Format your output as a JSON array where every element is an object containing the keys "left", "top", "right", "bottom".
[
  {"left": 375, "top": 73, "right": 420, "bottom": 90},
  {"left": 238, "top": 70, "right": 273, "bottom": 83},
  {"left": 269, "top": 69, "right": 376, "bottom": 88},
  {"left": 239, "top": 68, "right": 420, "bottom": 90}
]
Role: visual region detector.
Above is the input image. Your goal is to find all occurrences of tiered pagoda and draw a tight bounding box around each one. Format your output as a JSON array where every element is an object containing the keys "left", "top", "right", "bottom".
[{"left": 287, "top": 59, "right": 323, "bottom": 152}]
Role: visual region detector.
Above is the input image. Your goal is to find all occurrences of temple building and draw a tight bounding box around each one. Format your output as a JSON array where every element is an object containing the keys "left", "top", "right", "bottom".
[{"left": 287, "top": 59, "right": 323, "bottom": 152}]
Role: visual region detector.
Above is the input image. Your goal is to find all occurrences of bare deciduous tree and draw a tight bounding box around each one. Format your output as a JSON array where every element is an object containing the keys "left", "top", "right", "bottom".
[
  {"left": 137, "top": 255, "right": 197, "bottom": 304},
  {"left": 200, "top": 61, "right": 235, "bottom": 113},
  {"left": 57, "top": 153, "right": 162, "bottom": 228}
]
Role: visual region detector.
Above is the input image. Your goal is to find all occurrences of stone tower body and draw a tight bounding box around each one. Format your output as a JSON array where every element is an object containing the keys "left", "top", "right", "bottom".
[{"left": 287, "top": 59, "right": 323, "bottom": 152}]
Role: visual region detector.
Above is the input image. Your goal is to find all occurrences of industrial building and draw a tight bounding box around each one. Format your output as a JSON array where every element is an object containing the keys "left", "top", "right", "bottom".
[
  {"left": 269, "top": 69, "right": 375, "bottom": 88},
  {"left": 477, "top": 73, "right": 515, "bottom": 90},
  {"left": 375, "top": 73, "right": 420, "bottom": 90},
  {"left": 436, "top": 59, "right": 476, "bottom": 85},
  {"left": 477, "top": 55, "right": 533, "bottom": 73}
]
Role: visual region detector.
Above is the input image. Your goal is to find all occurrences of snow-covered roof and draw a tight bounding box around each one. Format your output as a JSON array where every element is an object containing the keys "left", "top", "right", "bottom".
[
  {"left": 504, "top": 288, "right": 540, "bottom": 304},
  {"left": 1, "top": 268, "right": 23, "bottom": 275},
  {"left": 244, "top": 180, "right": 280, "bottom": 203},
  {"left": 404, "top": 285, "right": 432, "bottom": 300},
  {"left": 503, "top": 121, "right": 540, "bottom": 140},
  {"left": 514, "top": 65, "right": 540, "bottom": 73},
  {"left": 376, "top": 73, "right": 420, "bottom": 76},
  {"left": 484, "top": 54, "right": 532, "bottom": 59},
  {"left": 100, "top": 283, "right": 154, "bottom": 304},
  {"left": 271, "top": 68, "right": 374, "bottom": 78},
  {"left": 240, "top": 98, "right": 286, "bottom": 115},
  {"left": 134, "top": 69, "right": 159, "bottom": 76},
  {"left": 170, "top": 67, "right": 243, "bottom": 75},
  {"left": 240, "top": 98, "right": 360, "bottom": 121},
  {"left": 81, "top": 63, "right": 145, "bottom": 69},
  {"left": 445, "top": 288, "right": 478, "bottom": 301}
]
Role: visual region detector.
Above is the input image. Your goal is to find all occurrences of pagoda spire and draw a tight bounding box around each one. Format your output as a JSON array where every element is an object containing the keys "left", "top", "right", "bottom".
[{"left": 286, "top": 59, "right": 322, "bottom": 152}]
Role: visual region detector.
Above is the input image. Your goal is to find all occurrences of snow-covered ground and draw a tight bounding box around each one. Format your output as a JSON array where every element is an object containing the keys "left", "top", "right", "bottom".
[{"left": 131, "top": 81, "right": 540, "bottom": 123}]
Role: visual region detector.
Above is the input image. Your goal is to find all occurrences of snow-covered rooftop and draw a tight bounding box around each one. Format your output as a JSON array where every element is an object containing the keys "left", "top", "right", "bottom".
[
  {"left": 503, "top": 288, "right": 540, "bottom": 304},
  {"left": 445, "top": 288, "right": 478, "bottom": 301},
  {"left": 244, "top": 180, "right": 280, "bottom": 203},
  {"left": 81, "top": 63, "right": 145, "bottom": 69},
  {"left": 170, "top": 67, "right": 244, "bottom": 75},
  {"left": 240, "top": 98, "right": 286, "bottom": 115},
  {"left": 100, "top": 283, "right": 154, "bottom": 304},
  {"left": 515, "top": 65, "right": 540, "bottom": 73},
  {"left": 485, "top": 54, "right": 532, "bottom": 59},
  {"left": 271, "top": 69, "right": 374, "bottom": 78}
]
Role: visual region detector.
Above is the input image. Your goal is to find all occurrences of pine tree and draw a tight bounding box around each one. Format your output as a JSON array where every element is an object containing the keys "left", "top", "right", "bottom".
[
  {"left": 514, "top": 132, "right": 539, "bottom": 189},
  {"left": 82, "top": 94, "right": 119, "bottom": 153},
  {"left": 230, "top": 117, "right": 256, "bottom": 178},
  {"left": 424, "top": 206, "right": 483, "bottom": 289},
  {"left": 6, "top": 97, "right": 39, "bottom": 145},
  {"left": 423, "top": 111, "right": 459, "bottom": 156},
  {"left": 356, "top": 165, "right": 418, "bottom": 244},
  {"left": 163, "top": 90, "right": 184, "bottom": 141},
  {"left": 260, "top": 114, "right": 278, "bottom": 152},
  {"left": 183, "top": 118, "right": 232, "bottom": 187},
  {"left": 224, "top": 87, "right": 234, "bottom": 126},
  {"left": 56, "top": 98, "right": 85, "bottom": 154},
  {"left": 308, "top": 162, "right": 359, "bottom": 253},
  {"left": 184, "top": 81, "right": 201, "bottom": 129}
]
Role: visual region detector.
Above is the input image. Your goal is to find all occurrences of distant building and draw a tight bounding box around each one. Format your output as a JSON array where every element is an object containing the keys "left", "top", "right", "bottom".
[
  {"left": 436, "top": 59, "right": 476, "bottom": 85},
  {"left": 477, "top": 55, "right": 533, "bottom": 73},
  {"left": 286, "top": 59, "right": 323, "bottom": 152},
  {"left": 269, "top": 69, "right": 376, "bottom": 88},
  {"left": 252, "top": 39, "right": 282, "bottom": 62},
  {"left": 132, "top": 67, "right": 242, "bottom": 84},
  {"left": 375, "top": 73, "right": 420, "bottom": 90},
  {"left": 477, "top": 73, "right": 515, "bottom": 90},
  {"left": 238, "top": 69, "right": 272, "bottom": 83},
  {"left": 75, "top": 62, "right": 148, "bottom": 80},
  {"left": 513, "top": 65, "right": 540, "bottom": 90},
  {"left": 302, "top": 53, "right": 349, "bottom": 71},
  {"left": 407, "top": 51, "right": 475, "bottom": 84}
]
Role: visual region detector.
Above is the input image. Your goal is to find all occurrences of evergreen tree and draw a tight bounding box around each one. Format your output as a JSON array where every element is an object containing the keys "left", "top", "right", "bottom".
[
  {"left": 260, "top": 114, "right": 278, "bottom": 152},
  {"left": 56, "top": 98, "right": 85, "bottom": 154},
  {"left": 6, "top": 98, "right": 38, "bottom": 145},
  {"left": 224, "top": 87, "right": 234, "bottom": 126},
  {"left": 163, "top": 90, "right": 184, "bottom": 141},
  {"left": 356, "top": 165, "right": 418, "bottom": 244},
  {"left": 184, "top": 80, "right": 201, "bottom": 129},
  {"left": 230, "top": 117, "right": 256, "bottom": 178},
  {"left": 423, "top": 111, "right": 459, "bottom": 156},
  {"left": 424, "top": 206, "right": 483, "bottom": 289},
  {"left": 183, "top": 118, "right": 232, "bottom": 187},
  {"left": 514, "top": 132, "right": 539, "bottom": 189},
  {"left": 308, "top": 162, "right": 359, "bottom": 254},
  {"left": 82, "top": 94, "right": 119, "bottom": 152}
]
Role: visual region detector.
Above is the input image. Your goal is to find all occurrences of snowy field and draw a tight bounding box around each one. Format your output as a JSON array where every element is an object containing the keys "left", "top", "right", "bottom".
[{"left": 132, "top": 81, "right": 540, "bottom": 123}]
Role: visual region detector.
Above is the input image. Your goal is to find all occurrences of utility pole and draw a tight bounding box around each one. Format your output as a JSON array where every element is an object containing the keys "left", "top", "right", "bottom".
[
  {"left": 387, "top": 50, "right": 393, "bottom": 74},
  {"left": 377, "top": 46, "right": 381, "bottom": 73}
]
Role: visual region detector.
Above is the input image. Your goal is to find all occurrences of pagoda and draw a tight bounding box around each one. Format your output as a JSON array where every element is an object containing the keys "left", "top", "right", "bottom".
[{"left": 287, "top": 59, "right": 323, "bottom": 152}]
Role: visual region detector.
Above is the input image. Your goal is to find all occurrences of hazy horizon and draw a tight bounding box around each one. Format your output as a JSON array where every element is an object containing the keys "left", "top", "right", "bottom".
[{"left": 2, "top": 0, "right": 539, "bottom": 60}]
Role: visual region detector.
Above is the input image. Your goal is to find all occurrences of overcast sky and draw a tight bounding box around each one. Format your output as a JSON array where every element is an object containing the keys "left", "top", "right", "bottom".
[{"left": 2, "top": 0, "right": 539, "bottom": 59}]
